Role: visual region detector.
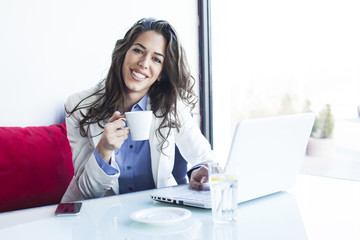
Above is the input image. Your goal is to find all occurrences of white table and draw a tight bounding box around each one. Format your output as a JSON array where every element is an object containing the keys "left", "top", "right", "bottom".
[{"left": 1, "top": 174, "right": 359, "bottom": 240}]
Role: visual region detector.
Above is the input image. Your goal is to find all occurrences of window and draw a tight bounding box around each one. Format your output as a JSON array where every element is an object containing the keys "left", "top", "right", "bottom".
[{"left": 210, "top": 0, "right": 360, "bottom": 181}]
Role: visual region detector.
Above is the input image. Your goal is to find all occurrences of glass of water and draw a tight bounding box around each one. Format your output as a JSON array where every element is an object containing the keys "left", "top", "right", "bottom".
[{"left": 208, "top": 162, "right": 238, "bottom": 223}]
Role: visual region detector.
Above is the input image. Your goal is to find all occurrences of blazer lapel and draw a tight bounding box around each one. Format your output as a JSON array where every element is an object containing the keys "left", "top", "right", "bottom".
[
  {"left": 147, "top": 97, "right": 172, "bottom": 188},
  {"left": 149, "top": 111, "right": 175, "bottom": 188},
  {"left": 149, "top": 113, "right": 161, "bottom": 186}
]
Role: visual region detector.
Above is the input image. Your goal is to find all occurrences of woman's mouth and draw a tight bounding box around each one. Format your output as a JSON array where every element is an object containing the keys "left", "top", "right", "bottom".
[{"left": 131, "top": 69, "right": 148, "bottom": 80}]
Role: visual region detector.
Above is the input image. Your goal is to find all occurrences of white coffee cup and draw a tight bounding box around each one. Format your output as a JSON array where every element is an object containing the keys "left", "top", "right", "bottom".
[{"left": 124, "top": 111, "right": 153, "bottom": 141}]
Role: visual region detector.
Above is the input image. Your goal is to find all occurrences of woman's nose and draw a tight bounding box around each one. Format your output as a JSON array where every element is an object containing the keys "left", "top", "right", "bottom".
[{"left": 138, "top": 55, "right": 150, "bottom": 69}]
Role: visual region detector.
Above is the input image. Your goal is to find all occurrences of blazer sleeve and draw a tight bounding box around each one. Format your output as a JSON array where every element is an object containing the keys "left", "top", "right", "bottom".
[
  {"left": 65, "top": 89, "right": 120, "bottom": 200},
  {"left": 174, "top": 101, "right": 216, "bottom": 167}
]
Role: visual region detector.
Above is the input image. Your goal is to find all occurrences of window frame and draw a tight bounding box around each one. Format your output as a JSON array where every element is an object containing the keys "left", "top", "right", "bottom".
[{"left": 198, "top": 0, "right": 213, "bottom": 147}]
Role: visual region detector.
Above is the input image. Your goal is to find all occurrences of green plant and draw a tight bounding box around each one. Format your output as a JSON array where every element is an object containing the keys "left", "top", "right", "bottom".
[{"left": 311, "top": 104, "right": 335, "bottom": 138}]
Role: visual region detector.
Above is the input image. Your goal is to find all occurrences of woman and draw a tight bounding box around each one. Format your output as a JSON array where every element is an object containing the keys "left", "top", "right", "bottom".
[{"left": 61, "top": 18, "right": 214, "bottom": 202}]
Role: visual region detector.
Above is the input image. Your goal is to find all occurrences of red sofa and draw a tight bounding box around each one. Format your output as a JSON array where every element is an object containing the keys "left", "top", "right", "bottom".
[{"left": 0, "top": 122, "right": 74, "bottom": 212}]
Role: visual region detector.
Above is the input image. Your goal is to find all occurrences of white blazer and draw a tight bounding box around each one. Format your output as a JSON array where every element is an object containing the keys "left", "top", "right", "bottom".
[{"left": 61, "top": 84, "right": 215, "bottom": 203}]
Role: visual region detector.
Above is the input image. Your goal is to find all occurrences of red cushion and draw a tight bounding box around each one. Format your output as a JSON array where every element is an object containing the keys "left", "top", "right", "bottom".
[{"left": 0, "top": 122, "right": 74, "bottom": 212}]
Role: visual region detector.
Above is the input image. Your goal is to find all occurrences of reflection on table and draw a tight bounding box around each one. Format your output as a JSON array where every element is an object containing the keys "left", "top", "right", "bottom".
[{"left": 1, "top": 174, "right": 359, "bottom": 240}]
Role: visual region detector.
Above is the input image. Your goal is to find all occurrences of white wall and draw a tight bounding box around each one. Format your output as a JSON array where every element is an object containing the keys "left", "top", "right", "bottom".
[{"left": 0, "top": 0, "right": 199, "bottom": 127}]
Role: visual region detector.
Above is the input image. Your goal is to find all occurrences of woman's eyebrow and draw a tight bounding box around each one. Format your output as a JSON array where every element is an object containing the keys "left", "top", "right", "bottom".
[
  {"left": 133, "top": 42, "right": 165, "bottom": 58},
  {"left": 134, "top": 42, "right": 146, "bottom": 49}
]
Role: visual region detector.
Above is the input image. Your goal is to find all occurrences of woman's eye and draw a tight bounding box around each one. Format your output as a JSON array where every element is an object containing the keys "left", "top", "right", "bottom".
[
  {"left": 133, "top": 48, "right": 142, "bottom": 54},
  {"left": 153, "top": 57, "right": 161, "bottom": 64}
]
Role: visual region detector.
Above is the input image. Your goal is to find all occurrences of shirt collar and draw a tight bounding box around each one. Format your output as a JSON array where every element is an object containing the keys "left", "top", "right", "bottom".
[{"left": 132, "top": 93, "right": 148, "bottom": 111}]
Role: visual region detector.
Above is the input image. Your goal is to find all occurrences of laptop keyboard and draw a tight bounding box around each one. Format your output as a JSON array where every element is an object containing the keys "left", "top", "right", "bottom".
[
  {"left": 178, "top": 190, "right": 211, "bottom": 201},
  {"left": 161, "top": 186, "right": 211, "bottom": 202}
]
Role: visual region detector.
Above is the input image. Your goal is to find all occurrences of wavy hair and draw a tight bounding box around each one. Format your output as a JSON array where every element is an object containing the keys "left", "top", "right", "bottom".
[{"left": 66, "top": 18, "right": 197, "bottom": 151}]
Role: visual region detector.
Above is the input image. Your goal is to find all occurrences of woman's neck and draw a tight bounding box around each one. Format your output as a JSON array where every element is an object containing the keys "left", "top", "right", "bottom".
[{"left": 124, "top": 92, "right": 146, "bottom": 112}]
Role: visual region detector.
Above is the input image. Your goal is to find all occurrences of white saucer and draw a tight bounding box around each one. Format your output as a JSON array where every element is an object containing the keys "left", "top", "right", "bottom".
[{"left": 130, "top": 207, "right": 191, "bottom": 225}]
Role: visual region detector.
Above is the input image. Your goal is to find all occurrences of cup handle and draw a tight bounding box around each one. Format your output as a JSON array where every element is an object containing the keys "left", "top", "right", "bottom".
[{"left": 117, "top": 118, "right": 129, "bottom": 130}]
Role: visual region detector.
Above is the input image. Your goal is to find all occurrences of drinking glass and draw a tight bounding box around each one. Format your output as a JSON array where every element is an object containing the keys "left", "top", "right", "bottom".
[{"left": 208, "top": 162, "right": 238, "bottom": 223}]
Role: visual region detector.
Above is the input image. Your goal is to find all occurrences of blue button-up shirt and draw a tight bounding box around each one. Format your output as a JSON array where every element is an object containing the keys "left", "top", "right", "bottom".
[{"left": 94, "top": 94, "right": 155, "bottom": 193}]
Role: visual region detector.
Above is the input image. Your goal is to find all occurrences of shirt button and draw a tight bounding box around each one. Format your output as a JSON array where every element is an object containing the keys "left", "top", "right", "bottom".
[
  {"left": 129, "top": 145, "right": 133, "bottom": 149},
  {"left": 129, "top": 187, "right": 133, "bottom": 191},
  {"left": 127, "top": 166, "right": 132, "bottom": 170}
]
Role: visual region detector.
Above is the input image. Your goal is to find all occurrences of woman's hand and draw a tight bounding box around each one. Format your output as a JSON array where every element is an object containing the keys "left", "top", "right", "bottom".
[
  {"left": 96, "top": 111, "right": 129, "bottom": 163},
  {"left": 189, "top": 165, "right": 209, "bottom": 191}
]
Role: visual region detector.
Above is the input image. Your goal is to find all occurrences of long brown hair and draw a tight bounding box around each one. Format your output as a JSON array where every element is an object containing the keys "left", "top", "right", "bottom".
[{"left": 66, "top": 18, "right": 197, "bottom": 150}]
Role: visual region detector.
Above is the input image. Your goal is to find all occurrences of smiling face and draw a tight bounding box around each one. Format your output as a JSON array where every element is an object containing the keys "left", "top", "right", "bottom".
[{"left": 122, "top": 31, "right": 166, "bottom": 102}]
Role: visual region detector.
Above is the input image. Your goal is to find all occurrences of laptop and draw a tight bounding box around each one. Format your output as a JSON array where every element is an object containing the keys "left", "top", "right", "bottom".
[{"left": 150, "top": 113, "right": 315, "bottom": 209}]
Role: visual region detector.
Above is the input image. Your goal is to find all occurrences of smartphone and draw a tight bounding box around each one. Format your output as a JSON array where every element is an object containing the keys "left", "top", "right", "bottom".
[{"left": 54, "top": 202, "right": 82, "bottom": 216}]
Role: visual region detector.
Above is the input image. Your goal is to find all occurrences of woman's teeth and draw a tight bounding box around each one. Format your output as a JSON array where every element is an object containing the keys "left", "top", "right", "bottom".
[{"left": 132, "top": 70, "right": 146, "bottom": 79}]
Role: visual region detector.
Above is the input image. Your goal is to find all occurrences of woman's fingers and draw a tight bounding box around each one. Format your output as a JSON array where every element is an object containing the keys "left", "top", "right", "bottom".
[
  {"left": 96, "top": 112, "right": 129, "bottom": 162},
  {"left": 189, "top": 166, "right": 209, "bottom": 190},
  {"left": 102, "top": 126, "right": 129, "bottom": 148},
  {"left": 104, "top": 116, "right": 126, "bottom": 134},
  {"left": 97, "top": 112, "right": 129, "bottom": 155},
  {"left": 108, "top": 111, "right": 123, "bottom": 123}
]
